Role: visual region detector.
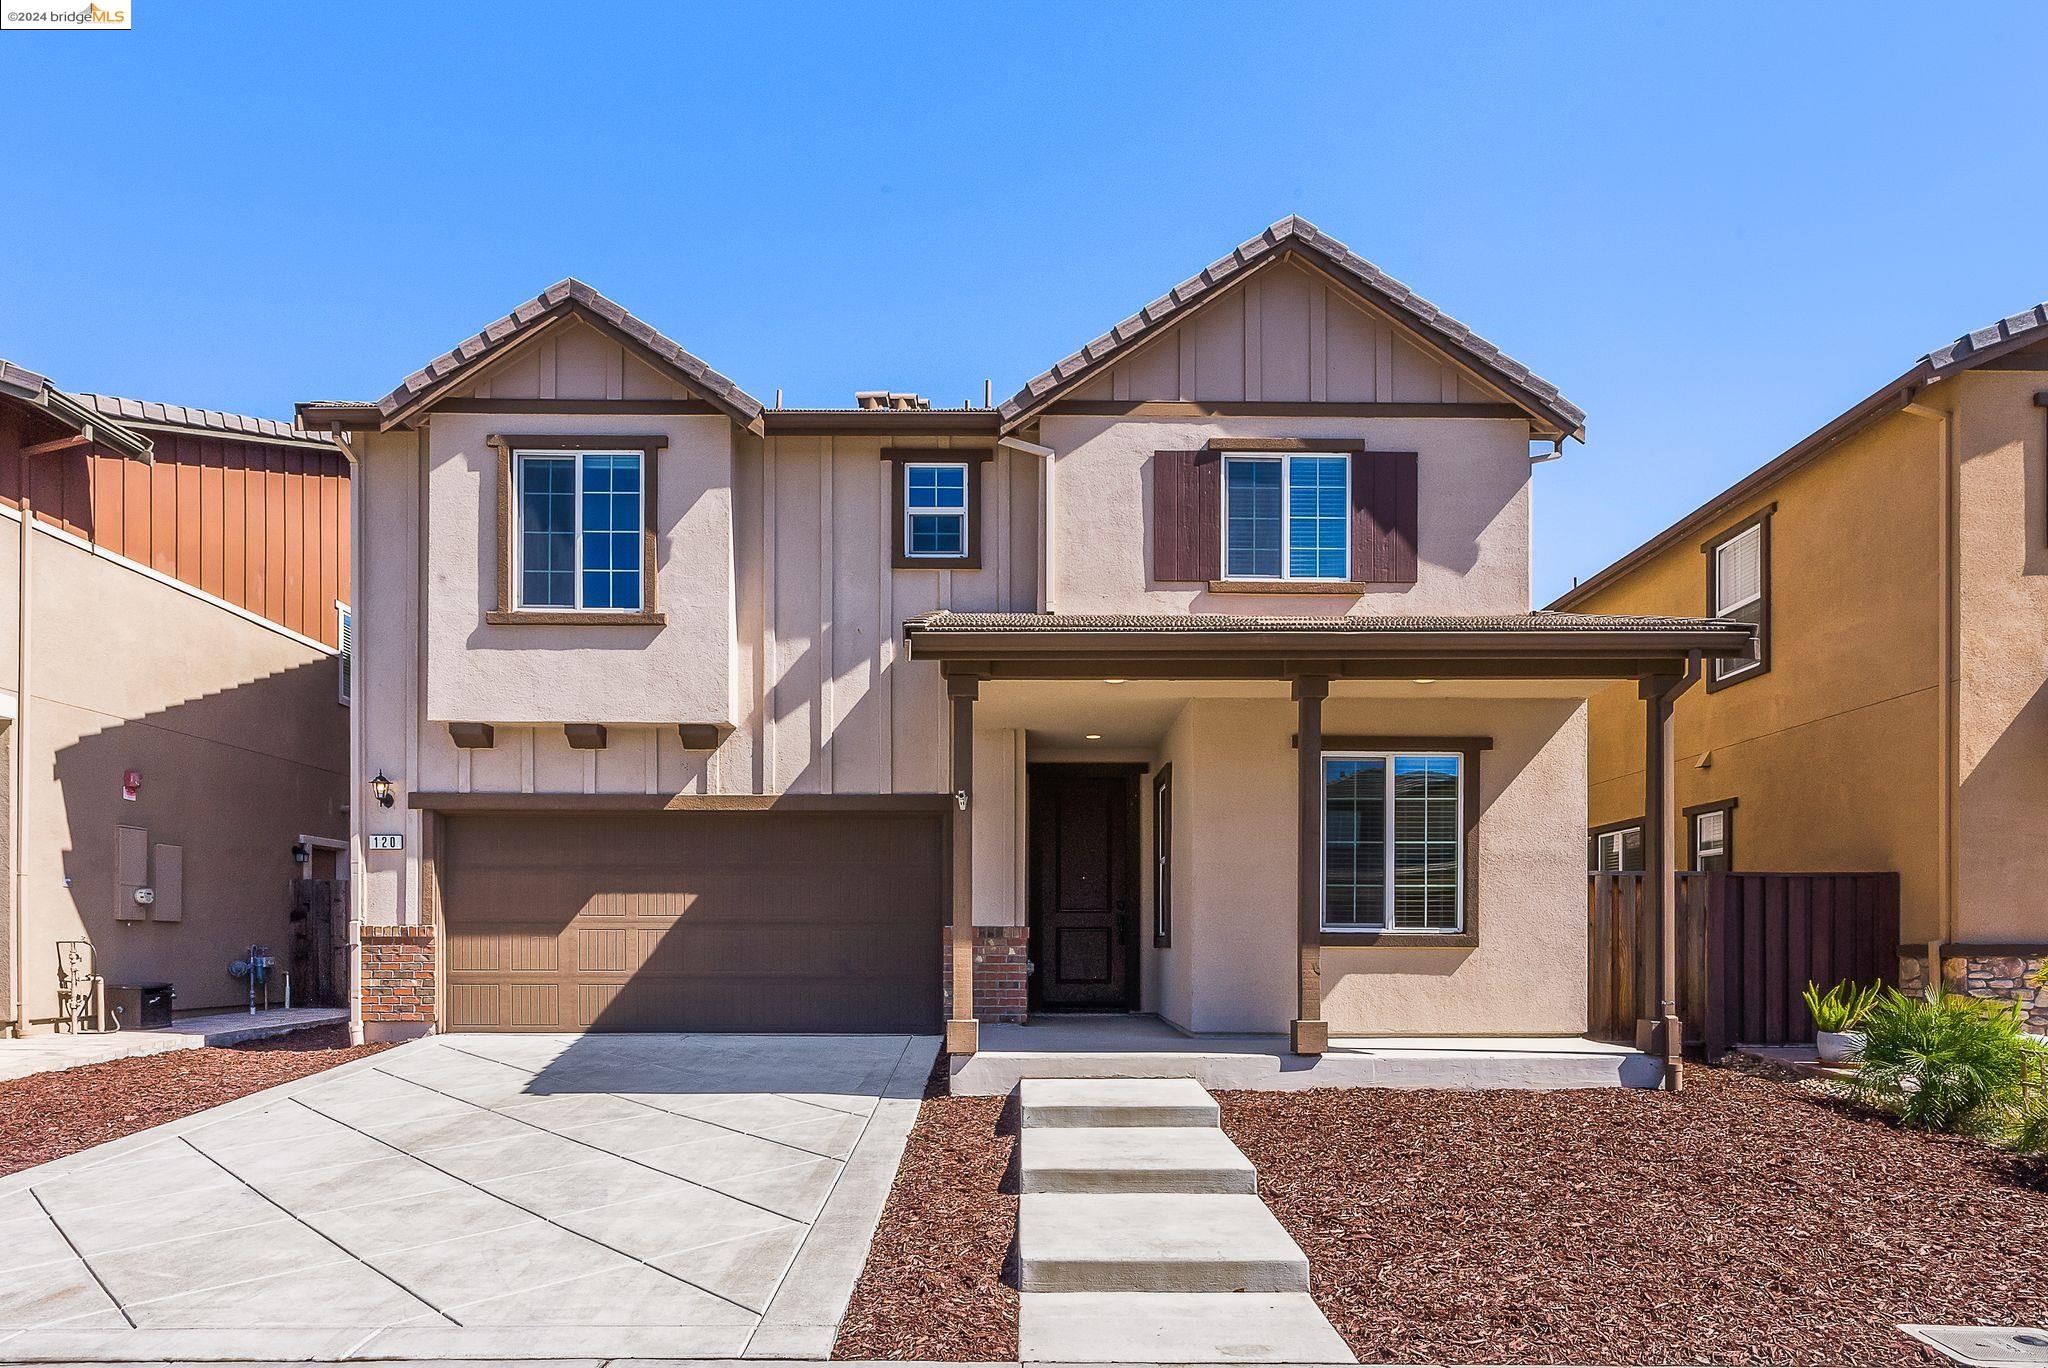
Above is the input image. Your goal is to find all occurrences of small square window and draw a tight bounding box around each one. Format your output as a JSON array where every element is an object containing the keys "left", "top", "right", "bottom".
[{"left": 900, "top": 460, "right": 972, "bottom": 564}]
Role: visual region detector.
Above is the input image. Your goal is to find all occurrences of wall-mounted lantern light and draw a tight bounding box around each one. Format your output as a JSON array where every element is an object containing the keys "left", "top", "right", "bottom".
[{"left": 370, "top": 771, "right": 395, "bottom": 809}]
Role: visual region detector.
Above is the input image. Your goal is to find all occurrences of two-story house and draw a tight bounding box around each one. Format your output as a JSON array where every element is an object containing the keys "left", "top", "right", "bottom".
[
  {"left": 1556, "top": 302, "right": 2048, "bottom": 1030},
  {"left": 302, "top": 217, "right": 1749, "bottom": 1080}
]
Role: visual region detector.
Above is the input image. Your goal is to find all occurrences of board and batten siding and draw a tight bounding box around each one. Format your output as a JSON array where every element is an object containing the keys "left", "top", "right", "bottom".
[
  {"left": 1067, "top": 260, "right": 1506, "bottom": 406},
  {"left": 0, "top": 408, "right": 350, "bottom": 648}
]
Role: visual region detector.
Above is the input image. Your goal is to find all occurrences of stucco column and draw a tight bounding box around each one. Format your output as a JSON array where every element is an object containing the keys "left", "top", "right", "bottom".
[
  {"left": 1291, "top": 675, "right": 1330, "bottom": 1055},
  {"left": 945, "top": 672, "right": 981, "bottom": 1056},
  {"left": 1640, "top": 670, "right": 1685, "bottom": 1091}
]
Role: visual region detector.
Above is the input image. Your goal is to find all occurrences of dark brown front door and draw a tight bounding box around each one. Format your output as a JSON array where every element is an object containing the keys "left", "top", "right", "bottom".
[{"left": 1029, "top": 765, "right": 1141, "bottom": 1011}]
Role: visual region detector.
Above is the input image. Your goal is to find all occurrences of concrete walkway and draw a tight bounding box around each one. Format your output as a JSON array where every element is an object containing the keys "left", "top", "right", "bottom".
[
  {"left": 1015, "top": 1078, "right": 1354, "bottom": 1364},
  {"left": 0, "top": 1008, "right": 348, "bottom": 1082},
  {"left": 0, "top": 1032, "right": 934, "bottom": 1361}
]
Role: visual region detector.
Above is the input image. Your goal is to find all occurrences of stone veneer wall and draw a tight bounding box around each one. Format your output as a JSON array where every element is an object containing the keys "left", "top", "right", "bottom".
[
  {"left": 360, "top": 924, "right": 436, "bottom": 1041},
  {"left": 1898, "top": 951, "right": 2048, "bottom": 1031},
  {"left": 942, "top": 926, "right": 1029, "bottom": 1025}
]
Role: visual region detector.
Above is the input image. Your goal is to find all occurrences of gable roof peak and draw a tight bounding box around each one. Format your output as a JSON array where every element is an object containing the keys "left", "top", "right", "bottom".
[
  {"left": 999, "top": 214, "right": 1586, "bottom": 441},
  {"left": 377, "top": 276, "right": 765, "bottom": 433}
]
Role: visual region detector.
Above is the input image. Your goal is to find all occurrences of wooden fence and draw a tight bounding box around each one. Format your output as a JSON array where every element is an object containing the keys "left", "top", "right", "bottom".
[{"left": 1588, "top": 871, "right": 1900, "bottom": 1059}]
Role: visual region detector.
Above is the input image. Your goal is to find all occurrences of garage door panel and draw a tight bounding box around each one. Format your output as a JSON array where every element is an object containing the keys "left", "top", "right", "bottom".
[{"left": 442, "top": 809, "right": 945, "bottom": 1033}]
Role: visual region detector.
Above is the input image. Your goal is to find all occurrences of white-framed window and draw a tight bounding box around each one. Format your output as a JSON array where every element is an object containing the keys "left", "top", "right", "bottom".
[
  {"left": 1693, "top": 808, "right": 1730, "bottom": 872},
  {"left": 1223, "top": 452, "right": 1349, "bottom": 580},
  {"left": 1322, "top": 751, "right": 1463, "bottom": 933},
  {"left": 1591, "top": 825, "right": 1644, "bottom": 873},
  {"left": 515, "top": 450, "right": 645, "bottom": 611},
  {"left": 1710, "top": 521, "right": 1765, "bottom": 682},
  {"left": 335, "top": 601, "right": 353, "bottom": 706},
  {"left": 903, "top": 461, "right": 970, "bottom": 559}
]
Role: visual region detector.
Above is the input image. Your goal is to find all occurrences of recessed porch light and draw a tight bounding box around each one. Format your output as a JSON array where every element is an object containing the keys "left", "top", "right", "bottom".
[
  {"left": 1084, "top": 733, "right": 1103, "bottom": 740},
  {"left": 1413, "top": 678, "right": 1437, "bottom": 684},
  {"left": 1103, "top": 678, "right": 1127, "bottom": 684}
]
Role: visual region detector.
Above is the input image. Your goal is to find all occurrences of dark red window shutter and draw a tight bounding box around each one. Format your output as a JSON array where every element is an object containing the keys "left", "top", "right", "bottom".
[
  {"left": 1351, "top": 450, "right": 1418, "bottom": 584},
  {"left": 1153, "top": 450, "right": 1221, "bottom": 583}
]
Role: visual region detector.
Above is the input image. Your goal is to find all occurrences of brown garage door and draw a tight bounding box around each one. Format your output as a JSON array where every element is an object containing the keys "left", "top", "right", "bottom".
[{"left": 440, "top": 807, "right": 945, "bottom": 1032}]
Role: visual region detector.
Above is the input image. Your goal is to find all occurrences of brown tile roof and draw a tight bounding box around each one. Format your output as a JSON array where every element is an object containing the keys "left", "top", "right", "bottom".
[
  {"left": 1550, "top": 297, "right": 2048, "bottom": 610},
  {"left": 376, "top": 278, "right": 764, "bottom": 432},
  {"left": 998, "top": 215, "right": 1587, "bottom": 440},
  {"left": 906, "top": 610, "right": 1743, "bottom": 635},
  {"left": 71, "top": 392, "right": 336, "bottom": 450},
  {"left": 0, "top": 359, "right": 155, "bottom": 461}
]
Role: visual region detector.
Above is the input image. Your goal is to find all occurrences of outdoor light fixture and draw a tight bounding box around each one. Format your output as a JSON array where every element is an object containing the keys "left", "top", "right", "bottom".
[
  {"left": 1103, "top": 678, "right": 1127, "bottom": 684},
  {"left": 1084, "top": 733, "right": 1103, "bottom": 741},
  {"left": 370, "top": 770, "right": 395, "bottom": 808},
  {"left": 1413, "top": 678, "right": 1437, "bottom": 685}
]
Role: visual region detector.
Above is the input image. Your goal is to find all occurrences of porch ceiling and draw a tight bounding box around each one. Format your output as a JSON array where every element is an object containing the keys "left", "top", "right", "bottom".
[{"left": 976, "top": 676, "right": 1601, "bottom": 749}]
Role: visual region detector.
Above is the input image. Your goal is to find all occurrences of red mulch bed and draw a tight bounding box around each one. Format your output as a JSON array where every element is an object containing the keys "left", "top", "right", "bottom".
[
  {"left": 1220, "top": 1064, "right": 2048, "bottom": 1365},
  {"left": 834, "top": 1053, "right": 1017, "bottom": 1362},
  {"left": 0, "top": 1023, "right": 391, "bottom": 1178}
]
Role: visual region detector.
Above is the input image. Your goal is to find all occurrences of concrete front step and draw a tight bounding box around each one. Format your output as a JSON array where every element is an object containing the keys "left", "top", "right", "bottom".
[
  {"left": 1018, "top": 1076, "right": 1219, "bottom": 1129},
  {"left": 1019, "top": 1192, "right": 1309, "bottom": 1293},
  {"left": 1021, "top": 1125, "right": 1258, "bottom": 1194},
  {"left": 1020, "top": 1290, "right": 1356, "bottom": 1363}
]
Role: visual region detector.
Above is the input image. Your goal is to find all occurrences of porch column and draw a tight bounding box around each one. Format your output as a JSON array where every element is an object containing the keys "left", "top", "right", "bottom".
[
  {"left": 1291, "top": 675, "right": 1330, "bottom": 1055},
  {"left": 1640, "top": 671, "right": 1684, "bottom": 1091},
  {"left": 946, "top": 671, "right": 981, "bottom": 1056}
]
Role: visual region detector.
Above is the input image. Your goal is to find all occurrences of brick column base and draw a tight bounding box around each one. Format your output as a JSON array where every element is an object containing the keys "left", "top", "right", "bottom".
[
  {"left": 942, "top": 926, "right": 1029, "bottom": 1025},
  {"left": 1899, "top": 951, "right": 2048, "bottom": 1031},
  {"left": 360, "top": 925, "right": 436, "bottom": 1042}
]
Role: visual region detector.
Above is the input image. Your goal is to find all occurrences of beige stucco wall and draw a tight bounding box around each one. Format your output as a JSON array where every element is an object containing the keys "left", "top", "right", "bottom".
[
  {"left": 13, "top": 519, "right": 347, "bottom": 1025},
  {"left": 1044, "top": 414, "right": 1533, "bottom": 616},
  {"left": 1953, "top": 370, "right": 2048, "bottom": 944},
  {"left": 1576, "top": 405, "right": 1945, "bottom": 939},
  {"left": 1148, "top": 692, "right": 1588, "bottom": 1035}
]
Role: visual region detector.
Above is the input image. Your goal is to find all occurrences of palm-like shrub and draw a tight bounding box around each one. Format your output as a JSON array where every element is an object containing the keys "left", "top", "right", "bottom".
[
  {"left": 1802, "top": 980, "right": 1881, "bottom": 1032},
  {"left": 1853, "top": 989, "right": 2044, "bottom": 1133}
]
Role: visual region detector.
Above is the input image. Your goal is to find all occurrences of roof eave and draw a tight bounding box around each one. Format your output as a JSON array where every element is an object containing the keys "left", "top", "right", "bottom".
[
  {"left": 0, "top": 381, "right": 154, "bottom": 463},
  {"left": 903, "top": 621, "right": 1753, "bottom": 666}
]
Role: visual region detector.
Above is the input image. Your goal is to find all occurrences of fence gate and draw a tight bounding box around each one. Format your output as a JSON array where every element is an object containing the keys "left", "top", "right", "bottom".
[
  {"left": 1588, "top": 871, "right": 1899, "bottom": 1059},
  {"left": 289, "top": 878, "right": 349, "bottom": 1008}
]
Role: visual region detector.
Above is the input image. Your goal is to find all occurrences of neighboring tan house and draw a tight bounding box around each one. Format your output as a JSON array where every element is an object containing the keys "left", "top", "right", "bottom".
[
  {"left": 1553, "top": 303, "right": 2048, "bottom": 1028},
  {"left": 0, "top": 360, "right": 351, "bottom": 1035},
  {"left": 303, "top": 216, "right": 1748, "bottom": 1067}
]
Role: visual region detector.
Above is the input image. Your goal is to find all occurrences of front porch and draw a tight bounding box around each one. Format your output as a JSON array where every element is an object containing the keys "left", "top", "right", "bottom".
[
  {"left": 947, "top": 1013, "right": 1661, "bottom": 1093},
  {"left": 908, "top": 610, "right": 1756, "bottom": 1090}
]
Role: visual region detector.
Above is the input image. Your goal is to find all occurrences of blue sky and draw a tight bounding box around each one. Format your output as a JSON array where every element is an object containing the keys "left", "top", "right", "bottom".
[{"left": 3, "top": 3, "right": 2043, "bottom": 603}]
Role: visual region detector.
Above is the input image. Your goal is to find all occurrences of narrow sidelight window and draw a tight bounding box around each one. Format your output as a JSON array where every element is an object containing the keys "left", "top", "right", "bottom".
[
  {"left": 1224, "top": 453, "right": 1349, "bottom": 581},
  {"left": 1153, "top": 764, "right": 1173, "bottom": 946},
  {"left": 1323, "top": 752, "right": 1463, "bottom": 932},
  {"left": 904, "top": 462, "right": 970, "bottom": 559},
  {"left": 516, "top": 450, "right": 645, "bottom": 611}
]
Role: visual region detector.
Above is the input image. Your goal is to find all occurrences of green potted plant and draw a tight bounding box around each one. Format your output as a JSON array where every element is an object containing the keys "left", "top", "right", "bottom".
[{"left": 1803, "top": 980, "right": 1881, "bottom": 1064}]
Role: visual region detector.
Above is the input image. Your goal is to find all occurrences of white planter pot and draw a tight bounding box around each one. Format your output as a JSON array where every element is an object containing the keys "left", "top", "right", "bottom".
[{"left": 1816, "top": 1030, "right": 1865, "bottom": 1064}]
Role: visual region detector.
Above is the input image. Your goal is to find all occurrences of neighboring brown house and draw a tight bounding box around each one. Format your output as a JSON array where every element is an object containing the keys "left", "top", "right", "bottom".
[
  {"left": 0, "top": 360, "right": 351, "bottom": 1034},
  {"left": 1554, "top": 304, "right": 2048, "bottom": 1028},
  {"left": 309, "top": 215, "right": 1747, "bottom": 1083}
]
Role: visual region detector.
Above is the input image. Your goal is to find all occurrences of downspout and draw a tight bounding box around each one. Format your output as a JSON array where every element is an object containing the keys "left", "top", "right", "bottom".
[
  {"left": 1901, "top": 397, "right": 1954, "bottom": 990},
  {"left": 998, "top": 434, "right": 1055, "bottom": 613},
  {"left": 7, "top": 494, "right": 26, "bottom": 1037},
  {"left": 331, "top": 423, "right": 366, "bottom": 1045}
]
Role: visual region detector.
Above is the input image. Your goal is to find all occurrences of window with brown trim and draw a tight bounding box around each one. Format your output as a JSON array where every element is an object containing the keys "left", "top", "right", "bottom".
[
  {"left": 1685, "top": 798, "right": 1737, "bottom": 872},
  {"left": 1704, "top": 505, "right": 1771, "bottom": 689},
  {"left": 1152, "top": 763, "right": 1173, "bottom": 947},
  {"left": 887, "top": 448, "right": 989, "bottom": 570},
  {"left": 1588, "top": 819, "right": 1644, "bottom": 873},
  {"left": 485, "top": 434, "right": 666, "bottom": 626}
]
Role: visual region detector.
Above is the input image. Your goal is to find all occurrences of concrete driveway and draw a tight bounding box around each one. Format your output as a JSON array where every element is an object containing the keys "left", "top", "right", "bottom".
[{"left": 0, "top": 1032, "right": 933, "bottom": 1361}]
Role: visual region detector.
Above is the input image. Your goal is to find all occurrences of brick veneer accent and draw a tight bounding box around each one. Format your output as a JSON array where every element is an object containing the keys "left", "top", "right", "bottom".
[
  {"left": 942, "top": 926, "right": 1029, "bottom": 1025},
  {"left": 360, "top": 924, "right": 435, "bottom": 1040},
  {"left": 1898, "top": 951, "right": 2048, "bottom": 1031}
]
